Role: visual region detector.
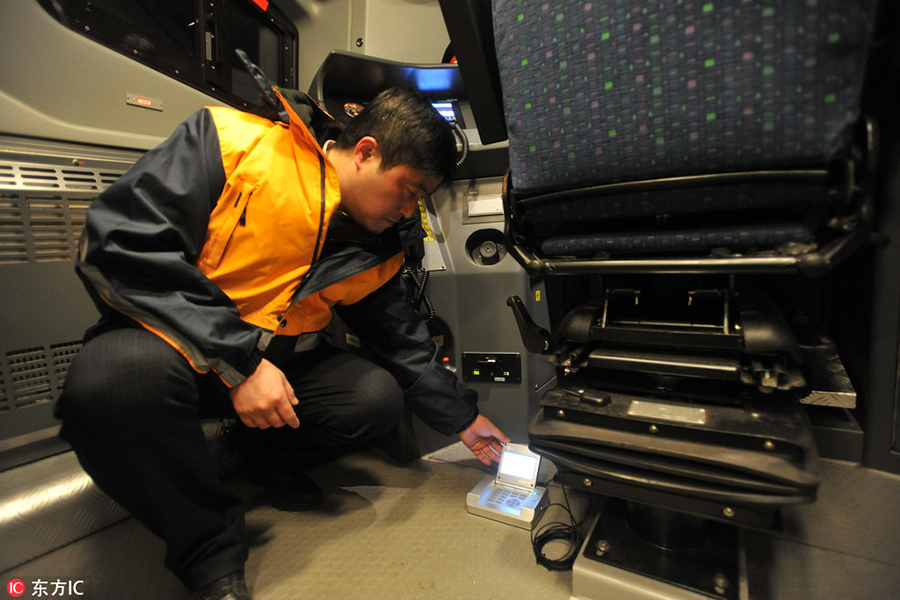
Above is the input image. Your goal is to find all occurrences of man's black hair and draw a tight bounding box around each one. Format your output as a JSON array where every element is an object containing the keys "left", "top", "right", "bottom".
[{"left": 333, "top": 87, "right": 458, "bottom": 184}]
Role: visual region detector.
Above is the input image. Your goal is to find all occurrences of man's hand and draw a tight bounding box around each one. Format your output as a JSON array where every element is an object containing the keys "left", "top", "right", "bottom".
[
  {"left": 229, "top": 358, "right": 300, "bottom": 429},
  {"left": 458, "top": 414, "right": 511, "bottom": 466}
]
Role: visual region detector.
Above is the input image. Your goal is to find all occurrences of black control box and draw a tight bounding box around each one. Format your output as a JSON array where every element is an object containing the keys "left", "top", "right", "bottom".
[{"left": 462, "top": 352, "right": 522, "bottom": 383}]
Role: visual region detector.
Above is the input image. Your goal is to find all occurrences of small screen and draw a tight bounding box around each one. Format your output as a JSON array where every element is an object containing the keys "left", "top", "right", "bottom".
[
  {"left": 499, "top": 450, "right": 539, "bottom": 480},
  {"left": 432, "top": 101, "right": 457, "bottom": 122}
]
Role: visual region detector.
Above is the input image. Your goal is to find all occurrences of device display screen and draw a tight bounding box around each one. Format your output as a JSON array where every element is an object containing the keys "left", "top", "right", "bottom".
[
  {"left": 499, "top": 450, "right": 539, "bottom": 480},
  {"left": 432, "top": 101, "right": 457, "bottom": 122}
]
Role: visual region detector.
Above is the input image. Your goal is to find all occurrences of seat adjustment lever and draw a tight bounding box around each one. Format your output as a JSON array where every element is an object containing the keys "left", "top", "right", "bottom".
[{"left": 507, "top": 295, "right": 553, "bottom": 354}]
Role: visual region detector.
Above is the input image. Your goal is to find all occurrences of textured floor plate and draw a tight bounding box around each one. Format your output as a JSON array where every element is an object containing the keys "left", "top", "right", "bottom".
[{"left": 2, "top": 446, "right": 899, "bottom": 600}]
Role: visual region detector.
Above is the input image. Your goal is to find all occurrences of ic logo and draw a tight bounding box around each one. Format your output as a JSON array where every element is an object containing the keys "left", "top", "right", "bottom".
[{"left": 7, "top": 579, "right": 25, "bottom": 597}]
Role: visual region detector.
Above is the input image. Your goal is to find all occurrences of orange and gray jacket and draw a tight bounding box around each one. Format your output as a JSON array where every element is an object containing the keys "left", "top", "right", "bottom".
[{"left": 75, "top": 90, "right": 477, "bottom": 435}]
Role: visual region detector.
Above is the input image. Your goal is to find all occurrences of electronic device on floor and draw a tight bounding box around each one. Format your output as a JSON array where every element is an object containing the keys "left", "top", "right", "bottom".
[{"left": 466, "top": 443, "right": 548, "bottom": 530}]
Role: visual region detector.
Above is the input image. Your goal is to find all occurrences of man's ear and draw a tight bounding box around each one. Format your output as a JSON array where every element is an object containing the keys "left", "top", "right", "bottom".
[{"left": 353, "top": 136, "right": 380, "bottom": 169}]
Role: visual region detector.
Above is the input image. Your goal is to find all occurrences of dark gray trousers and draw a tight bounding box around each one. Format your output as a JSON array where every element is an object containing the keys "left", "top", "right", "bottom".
[{"left": 55, "top": 326, "right": 403, "bottom": 591}]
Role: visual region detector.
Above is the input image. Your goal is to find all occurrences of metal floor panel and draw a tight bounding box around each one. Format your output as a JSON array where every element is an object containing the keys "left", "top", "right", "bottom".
[
  {"left": 2, "top": 448, "right": 899, "bottom": 600},
  {"left": 743, "top": 459, "right": 900, "bottom": 600},
  {"left": 0, "top": 446, "right": 575, "bottom": 600},
  {"left": 0, "top": 451, "right": 129, "bottom": 573}
]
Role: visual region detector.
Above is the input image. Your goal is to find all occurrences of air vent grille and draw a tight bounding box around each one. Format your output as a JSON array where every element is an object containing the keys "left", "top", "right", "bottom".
[
  {"left": 0, "top": 151, "right": 130, "bottom": 264},
  {"left": 0, "top": 160, "right": 124, "bottom": 193},
  {"left": 0, "top": 194, "right": 92, "bottom": 263},
  {"left": 0, "top": 342, "right": 84, "bottom": 413},
  {"left": 0, "top": 194, "right": 27, "bottom": 263},
  {"left": 0, "top": 369, "right": 7, "bottom": 414},
  {"left": 6, "top": 347, "right": 53, "bottom": 410},
  {"left": 50, "top": 342, "right": 83, "bottom": 390}
]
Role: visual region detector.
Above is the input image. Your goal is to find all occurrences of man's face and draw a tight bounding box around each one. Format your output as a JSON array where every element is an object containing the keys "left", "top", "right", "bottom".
[{"left": 343, "top": 159, "right": 442, "bottom": 234}]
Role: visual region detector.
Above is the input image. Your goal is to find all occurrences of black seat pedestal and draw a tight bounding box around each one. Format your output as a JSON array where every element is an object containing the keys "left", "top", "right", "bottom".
[{"left": 580, "top": 499, "right": 742, "bottom": 600}]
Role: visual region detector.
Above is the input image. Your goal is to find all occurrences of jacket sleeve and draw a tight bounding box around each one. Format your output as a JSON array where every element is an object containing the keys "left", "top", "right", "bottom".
[
  {"left": 334, "top": 272, "right": 479, "bottom": 436},
  {"left": 76, "top": 108, "right": 263, "bottom": 386}
]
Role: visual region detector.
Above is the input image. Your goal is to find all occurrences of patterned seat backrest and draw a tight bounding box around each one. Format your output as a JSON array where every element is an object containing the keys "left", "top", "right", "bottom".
[{"left": 494, "top": 0, "right": 879, "bottom": 196}]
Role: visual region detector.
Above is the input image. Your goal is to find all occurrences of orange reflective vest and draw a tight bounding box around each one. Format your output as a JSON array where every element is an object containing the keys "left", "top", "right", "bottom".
[{"left": 199, "top": 100, "right": 404, "bottom": 337}]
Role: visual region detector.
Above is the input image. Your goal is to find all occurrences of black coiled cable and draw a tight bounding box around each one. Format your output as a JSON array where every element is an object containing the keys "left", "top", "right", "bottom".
[
  {"left": 402, "top": 266, "right": 435, "bottom": 323},
  {"left": 531, "top": 481, "right": 593, "bottom": 571},
  {"left": 451, "top": 121, "right": 469, "bottom": 168}
]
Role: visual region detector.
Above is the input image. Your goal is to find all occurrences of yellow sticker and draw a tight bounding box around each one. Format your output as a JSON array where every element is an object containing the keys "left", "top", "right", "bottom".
[{"left": 418, "top": 200, "right": 435, "bottom": 241}]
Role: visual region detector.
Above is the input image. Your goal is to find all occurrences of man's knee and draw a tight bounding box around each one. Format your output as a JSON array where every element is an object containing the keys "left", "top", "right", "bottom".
[
  {"left": 56, "top": 328, "right": 195, "bottom": 429},
  {"left": 351, "top": 368, "right": 404, "bottom": 437},
  {"left": 306, "top": 366, "right": 404, "bottom": 446}
]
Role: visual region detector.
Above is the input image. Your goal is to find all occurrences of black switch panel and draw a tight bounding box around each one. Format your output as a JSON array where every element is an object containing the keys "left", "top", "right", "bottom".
[{"left": 462, "top": 352, "right": 522, "bottom": 383}]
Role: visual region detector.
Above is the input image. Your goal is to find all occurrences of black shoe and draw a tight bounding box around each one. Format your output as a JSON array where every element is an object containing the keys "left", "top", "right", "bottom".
[
  {"left": 194, "top": 569, "right": 252, "bottom": 600},
  {"left": 264, "top": 471, "right": 325, "bottom": 512}
]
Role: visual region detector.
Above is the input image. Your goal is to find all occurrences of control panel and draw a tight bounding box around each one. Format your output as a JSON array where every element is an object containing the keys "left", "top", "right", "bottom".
[{"left": 462, "top": 352, "right": 522, "bottom": 384}]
